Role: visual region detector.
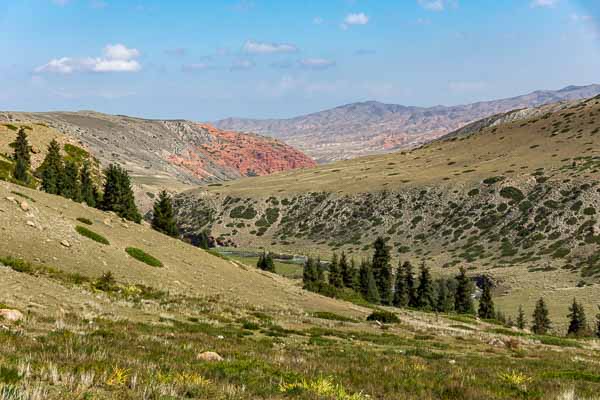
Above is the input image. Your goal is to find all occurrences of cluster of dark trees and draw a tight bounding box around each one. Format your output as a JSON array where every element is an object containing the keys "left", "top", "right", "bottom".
[
  {"left": 302, "top": 237, "right": 486, "bottom": 317},
  {"left": 256, "top": 252, "right": 275, "bottom": 272},
  {"left": 302, "top": 237, "right": 600, "bottom": 338}
]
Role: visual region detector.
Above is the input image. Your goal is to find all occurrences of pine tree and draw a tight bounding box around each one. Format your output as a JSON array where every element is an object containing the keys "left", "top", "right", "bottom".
[
  {"left": 340, "top": 252, "right": 352, "bottom": 288},
  {"left": 405, "top": 261, "right": 417, "bottom": 308},
  {"left": 62, "top": 160, "right": 81, "bottom": 202},
  {"left": 516, "top": 305, "right": 526, "bottom": 330},
  {"left": 372, "top": 237, "right": 393, "bottom": 305},
  {"left": 100, "top": 164, "right": 141, "bottom": 223},
  {"left": 595, "top": 306, "right": 600, "bottom": 338},
  {"left": 12, "top": 128, "right": 32, "bottom": 183},
  {"left": 265, "top": 252, "right": 275, "bottom": 273},
  {"left": 567, "top": 298, "right": 587, "bottom": 337},
  {"left": 302, "top": 257, "right": 319, "bottom": 290},
  {"left": 40, "top": 139, "right": 64, "bottom": 195},
  {"left": 328, "top": 253, "right": 343, "bottom": 288},
  {"left": 454, "top": 267, "right": 475, "bottom": 314},
  {"left": 79, "top": 161, "right": 97, "bottom": 207},
  {"left": 416, "top": 262, "right": 435, "bottom": 311},
  {"left": 435, "top": 279, "right": 454, "bottom": 313},
  {"left": 151, "top": 190, "right": 179, "bottom": 237},
  {"left": 364, "top": 266, "right": 381, "bottom": 304},
  {"left": 359, "top": 260, "right": 371, "bottom": 298},
  {"left": 350, "top": 258, "right": 360, "bottom": 290},
  {"left": 532, "top": 297, "right": 552, "bottom": 335},
  {"left": 478, "top": 276, "right": 495, "bottom": 319},
  {"left": 393, "top": 260, "right": 408, "bottom": 308}
]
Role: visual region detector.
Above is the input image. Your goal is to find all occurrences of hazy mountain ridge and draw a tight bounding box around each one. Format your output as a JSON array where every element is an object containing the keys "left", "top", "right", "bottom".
[{"left": 215, "top": 84, "right": 600, "bottom": 163}]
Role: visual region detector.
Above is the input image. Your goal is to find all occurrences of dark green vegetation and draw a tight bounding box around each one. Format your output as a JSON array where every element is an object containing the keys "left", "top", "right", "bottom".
[
  {"left": 125, "top": 247, "right": 163, "bottom": 268},
  {"left": 151, "top": 190, "right": 179, "bottom": 238},
  {"left": 75, "top": 226, "right": 110, "bottom": 245},
  {"left": 100, "top": 164, "right": 142, "bottom": 223},
  {"left": 256, "top": 251, "right": 275, "bottom": 272}
]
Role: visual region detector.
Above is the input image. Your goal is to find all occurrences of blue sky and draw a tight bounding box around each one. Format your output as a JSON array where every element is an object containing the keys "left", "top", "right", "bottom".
[{"left": 1, "top": 0, "right": 599, "bottom": 120}]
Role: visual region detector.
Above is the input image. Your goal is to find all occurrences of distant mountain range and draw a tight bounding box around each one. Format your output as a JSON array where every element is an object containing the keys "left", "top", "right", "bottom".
[{"left": 215, "top": 84, "right": 600, "bottom": 163}]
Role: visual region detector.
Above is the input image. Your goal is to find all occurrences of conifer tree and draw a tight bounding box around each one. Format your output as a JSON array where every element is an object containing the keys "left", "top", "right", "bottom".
[
  {"left": 435, "top": 279, "right": 454, "bottom": 313},
  {"left": 100, "top": 164, "right": 141, "bottom": 223},
  {"left": 340, "top": 252, "right": 353, "bottom": 288},
  {"left": 478, "top": 276, "right": 495, "bottom": 319},
  {"left": 567, "top": 298, "right": 587, "bottom": 337},
  {"left": 79, "top": 161, "right": 97, "bottom": 207},
  {"left": 328, "top": 253, "right": 343, "bottom": 288},
  {"left": 364, "top": 265, "right": 381, "bottom": 304},
  {"left": 405, "top": 261, "right": 418, "bottom": 308},
  {"left": 62, "top": 160, "right": 81, "bottom": 202},
  {"left": 372, "top": 237, "right": 392, "bottom": 305},
  {"left": 416, "top": 262, "right": 435, "bottom": 311},
  {"left": 595, "top": 306, "right": 600, "bottom": 338},
  {"left": 316, "top": 257, "right": 325, "bottom": 284},
  {"left": 359, "top": 260, "right": 371, "bottom": 298},
  {"left": 40, "top": 139, "right": 64, "bottom": 195},
  {"left": 393, "top": 260, "right": 408, "bottom": 307},
  {"left": 532, "top": 297, "right": 552, "bottom": 335},
  {"left": 12, "top": 128, "right": 31, "bottom": 184},
  {"left": 516, "top": 305, "right": 526, "bottom": 330},
  {"left": 264, "top": 252, "right": 275, "bottom": 273},
  {"left": 454, "top": 267, "right": 475, "bottom": 314},
  {"left": 303, "top": 257, "right": 319, "bottom": 290},
  {"left": 151, "top": 190, "right": 179, "bottom": 237},
  {"left": 350, "top": 258, "right": 360, "bottom": 290}
]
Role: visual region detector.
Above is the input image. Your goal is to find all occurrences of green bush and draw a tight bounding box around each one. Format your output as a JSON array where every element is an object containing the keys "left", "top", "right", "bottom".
[
  {"left": 76, "top": 217, "right": 93, "bottom": 225},
  {"left": 312, "top": 311, "right": 356, "bottom": 322},
  {"left": 76, "top": 226, "right": 109, "bottom": 245},
  {"left": 500, "top": 186, "right": 525, "bottom": 203},
  {"left": 126, "top": 247, "right": 163, "bottom": 267},
  {"left": 366, "top": 310, "right": 400, "bottom": 324}
]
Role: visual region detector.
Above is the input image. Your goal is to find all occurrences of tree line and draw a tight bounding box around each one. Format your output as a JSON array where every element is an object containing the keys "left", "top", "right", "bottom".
[
  {"left": 8, "top": 128, "right": 179, "bottom": 237},
  {"left": 300, "top": 236, "right": 600, "bottom": 338}
]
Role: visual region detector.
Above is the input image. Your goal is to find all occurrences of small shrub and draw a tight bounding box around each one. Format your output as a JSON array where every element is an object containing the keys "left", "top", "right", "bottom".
[
  {"left": 126, "top": 247, "right": 163, "bottom": 267},
  {"left": 366, "top": 310, "right": 399, "bottom": 324},
  {"left": 312, "top": 311, "right": 356, "bottom": 322},
  {"left": 500, "top": 186, "right": 525, "bottom": 203},
  {"left": 76, "top": 226, "right": 109, "bottom": 245}
]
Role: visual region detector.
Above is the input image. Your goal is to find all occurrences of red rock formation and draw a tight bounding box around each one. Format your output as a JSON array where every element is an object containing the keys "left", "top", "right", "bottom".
[{"left": 167, "top": 123, "right": 316, "bottom": 180}]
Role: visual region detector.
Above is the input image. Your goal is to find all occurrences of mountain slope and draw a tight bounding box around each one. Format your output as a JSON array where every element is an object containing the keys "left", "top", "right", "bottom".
[
  {"left": 215, "top": 84, "right": 600, "bottom": 162},
  {"left": 176, "top": 94, "right": 600, "bottom": 324}
]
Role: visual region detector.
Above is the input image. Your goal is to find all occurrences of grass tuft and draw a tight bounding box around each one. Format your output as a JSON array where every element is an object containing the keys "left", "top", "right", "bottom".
[
  {"left": 126, "top": 247, "right": 163, "bottom": 267},
  {"left": 76, "top": 226, "right": 109, "bottom": 245}
]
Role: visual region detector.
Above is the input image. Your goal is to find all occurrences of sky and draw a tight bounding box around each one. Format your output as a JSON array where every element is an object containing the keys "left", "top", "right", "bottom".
[{"left": 0, "top": 0, "right": 599, "bottom": 121}]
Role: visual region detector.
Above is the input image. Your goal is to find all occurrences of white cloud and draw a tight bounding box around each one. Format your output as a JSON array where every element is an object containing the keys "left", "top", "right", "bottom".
[
  {"left": 530, "top": 0, "right": 558, "bottom": 8},
  {"left": 36, "top": 44, "right": 141, "bottom": 74},
  {"left": 243, "top": 40, "right": 298, "bottom": 54},
  {"left": 344, "top": 13, "right": 369, "bottom": 25},
  {"left": 417, "top": 0, "right": 457, "bottom": 12},
  {"left": 299, "top": 58, "right": 336, "bottom": 70},
  {"left": 313, "top": 16, "right": 324, "bottom": 25}
]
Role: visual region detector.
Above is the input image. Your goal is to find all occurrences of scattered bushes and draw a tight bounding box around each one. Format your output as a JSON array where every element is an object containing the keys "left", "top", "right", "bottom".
[
  {"left": 500, "top": 186, "right": 525, "bottom": 203},
  {"left": 76, "top": 226, "right": 109, "bottom": 245},
  {"left": 366, "top": 310, "right": 400, "bottom": 324},
  {"left": 126, "top": 247, "right": 163, "bottom": 267}
]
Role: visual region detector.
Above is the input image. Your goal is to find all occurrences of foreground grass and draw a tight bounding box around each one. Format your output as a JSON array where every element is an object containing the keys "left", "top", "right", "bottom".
[{"left": 1, "top": 307, "right": 600, "bottom": 399}]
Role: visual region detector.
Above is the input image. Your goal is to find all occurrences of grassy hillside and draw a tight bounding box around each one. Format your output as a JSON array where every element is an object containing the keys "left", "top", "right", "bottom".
[
  {"left": 174, "top": 96, "right": 600, "bottom": 327},
  {"left": 1, "top": 160, "right": 600, "bottom": 398}
]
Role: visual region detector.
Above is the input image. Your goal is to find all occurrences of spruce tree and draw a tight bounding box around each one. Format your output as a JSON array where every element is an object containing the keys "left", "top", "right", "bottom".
[
  {"left": 350, "top": 258, "right": 360, "bottom": 290},
  {"left": 405, "top": 261, "right": 417, "bottom": 308},
  {"left": 316, "top": 258, "right": 325, "bottom": 284},
  {"left": 595, "top": 306, "right": 600, "bottom": 338},
  {"left": 40, "top": 139, "right": 64, "bottom": 195},
  {"left": 265, "top": 252, "right": 275, "bottom": 273},
  {"left": 478, "top": 276, "right": 495, "bottom": 319},
  {"left": 416, "top": 262, "right": 435, "bottom": 311},
  {"left": 303, "top": 257, "right": 318, "bottom": 290},
  {"left": 372, "top": 237, "right": 392, "bottom": 304},
  {"left": 100, "top": 164, "right": 141, "bottom": 223},
  {"left": 567, "top": 298, "right": 587, "bottom": 337},
  {"left": 151, "top": 190, "right": 179, "bottom": 237},
  {"left": 12, "top": 128, "right": 32, "bottom": 184},
  {"left": 359, "top": 260, "right": 371, "bottom": 298},
  {"left": 328, "top": 253, "right": 343, "bottom": 288},
  {"left": 435, "top": 279, "right": 454, "bottom": 313},
  {"left": 364, "top": 266, "right": 381, "bottom": 304},
  {"left": 62, "top": 160, "right": 81, "bottom": 202},
  {"left": 516, "top": 305, "right": 526, "bottom": 330},
  {"left": 454, "top": 267, "right": 475, "bottom": 314},
  {"left": 340, "top": 252, "right": 352, "bottom": 288},
  {"left": 393, "top": 260, "right": 408, "bottom": 308},
  {"left": 532, "top": 297, "right": 552, "bottom": 335},
  {"left": 79, "top": 161, "right": 97, "bottom": 207}
]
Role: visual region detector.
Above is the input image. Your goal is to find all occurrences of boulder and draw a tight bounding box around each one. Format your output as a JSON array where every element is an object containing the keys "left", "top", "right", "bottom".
[
  {"left": 196, "top": 351, "right": 224, "bottom": 362},
  {"left": 0, "top": 309, "right": 24, "bottom": 322},
  {"left": 26, "top": 220, "right": 36, "bottom": 228},
  {"left": 61, "top": 240, "right": 71, "bottom": 248},
  {"left": 20, "top": 201, "right": 29, "bottom": 211}
]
